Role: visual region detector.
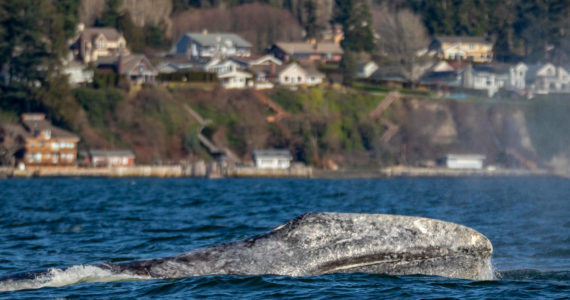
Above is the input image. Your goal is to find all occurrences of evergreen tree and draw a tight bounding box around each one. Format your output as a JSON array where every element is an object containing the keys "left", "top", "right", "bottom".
[
  {"left": 337, "top": 0, "right": 374, "bottom": 53},
  {"left": 340, "top": 50, "right": 358, "bottom": 86},
  {"left": 97, "top": 0, "right": 122, "bottom": 28},
  {"left": 304, "top": 0, "right": 322, "bottom": 40}
]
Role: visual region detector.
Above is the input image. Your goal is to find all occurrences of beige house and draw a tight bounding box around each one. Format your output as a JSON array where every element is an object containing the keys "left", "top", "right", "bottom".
[
  {"left": 278, "top": 63, "right": 325, "bottom": 86},
  {"left": 429, "top": 36, "right": 493, "bottom": 63},
  {"left": 75, "top": 26, "right": 129, "bottom": 63}
]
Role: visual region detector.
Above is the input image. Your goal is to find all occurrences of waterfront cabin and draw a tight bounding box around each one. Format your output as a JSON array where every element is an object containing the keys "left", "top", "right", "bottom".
[
  {"left": 442, "top": 154, "right": 486, "bottom": 170},
  {"left": 253, "top": 149, "right": 292, "bottom": 169}
]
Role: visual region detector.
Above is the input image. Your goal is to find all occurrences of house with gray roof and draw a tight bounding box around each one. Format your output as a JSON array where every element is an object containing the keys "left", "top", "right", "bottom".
[
  {"left": 95, "top": 54, "right": 157, "bottom": 84},
  {"left": 173, "top": 31, "right": 252, "bottom": 58}
]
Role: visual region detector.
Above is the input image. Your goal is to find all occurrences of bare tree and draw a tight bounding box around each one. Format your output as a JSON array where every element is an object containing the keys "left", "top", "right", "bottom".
[
  {"left": 372, "top": 6, "right": 431, "bottom": 85},
  {"left": 0, "top": 125, "right": 25, "bottom": 167}
]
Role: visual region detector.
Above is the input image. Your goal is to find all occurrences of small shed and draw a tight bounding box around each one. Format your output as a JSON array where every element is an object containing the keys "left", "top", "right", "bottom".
[
  {"left": 86, "top": 149, "right": 135, "bottom": 167},
  {"left": 443, "top": 154, "right": 486, "bottom": 170},
  {"left": 252, "top": 149, "right": 292, "bottom": 169}
]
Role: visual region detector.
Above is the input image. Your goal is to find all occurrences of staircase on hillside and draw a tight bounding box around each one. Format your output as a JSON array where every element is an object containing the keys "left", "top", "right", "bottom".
[
  {"left": 252, "top": 90, "right": 290, "bottom": 123},
  {"left": 183, "top": 104, "right": 240, "bottom": 163},
  {"left": 369, "top": 91, "right": 401, "bottom": 143}
]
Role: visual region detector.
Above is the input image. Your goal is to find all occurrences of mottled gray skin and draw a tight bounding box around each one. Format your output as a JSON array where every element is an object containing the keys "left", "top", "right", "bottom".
[{"left": 102, "top": 212, "right": 493, "bottom": 280}]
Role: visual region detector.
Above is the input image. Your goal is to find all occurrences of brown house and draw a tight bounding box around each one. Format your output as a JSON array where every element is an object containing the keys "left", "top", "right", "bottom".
[
  {"left": 269, "top": 42, "right": 343, "bottom": 64},
  {"left": 20, "top": 114, "right": 80, "bottom": 167}
]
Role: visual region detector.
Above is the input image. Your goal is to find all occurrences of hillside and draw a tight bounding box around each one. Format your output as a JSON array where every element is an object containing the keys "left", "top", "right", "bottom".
[{"left": 3, "top": 85, "right": 567, "bottom": 174}]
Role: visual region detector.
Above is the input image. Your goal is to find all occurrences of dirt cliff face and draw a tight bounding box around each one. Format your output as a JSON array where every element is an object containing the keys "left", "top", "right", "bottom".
[{"left": 390, "top": 98, "right": 539, "bottom": 168}]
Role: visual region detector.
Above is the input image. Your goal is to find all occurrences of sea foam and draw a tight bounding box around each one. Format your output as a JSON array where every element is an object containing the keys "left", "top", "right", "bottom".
[{"left": 0, "top": 265, "right": 149, "bottom": 292}]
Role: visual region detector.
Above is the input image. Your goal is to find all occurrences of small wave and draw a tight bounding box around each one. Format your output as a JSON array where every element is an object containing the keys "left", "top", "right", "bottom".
[
  {"left": 496, "top": 269, "right": 570, "bottom": 281},
  {"left": 0, "top": 265, "right": 150, "bottom": 292}
]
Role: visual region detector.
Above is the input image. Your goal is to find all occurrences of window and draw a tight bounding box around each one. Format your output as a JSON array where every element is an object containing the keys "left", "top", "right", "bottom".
[
  {"left": 284, "top": 76, "right": 289, "bottom": 82},
  {"left": 96, "top": 38, "right": 106, "bottom": 49}
]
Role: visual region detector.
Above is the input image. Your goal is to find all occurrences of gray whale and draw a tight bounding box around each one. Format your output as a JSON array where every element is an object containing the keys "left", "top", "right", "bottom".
[{"left": 0, "top": 213, "right": 494, "bottom": 291}]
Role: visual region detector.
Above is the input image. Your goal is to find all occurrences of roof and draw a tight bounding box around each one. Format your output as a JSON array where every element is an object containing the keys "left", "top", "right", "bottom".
[
  {"left": 88, "top": 150, "right": 135, "bottom": 158},
  {"left": 22, "top": 119, "right": 79, "bottom": 140},
  {"left": 119, "top": 55, "right": 157, "bottom": 75},
  {"left": 81, "top": 27, "right": 123, "bottom": 41},
  {"left": 472, "top": 63, "right": 511, "bottom": 74},
  {"left": 274, "top": 42, "right": 343, "bottom": 55},
  {"left": 253, "top": 149, "right": 292, "bottom": 159},
  {"left": 95, "top": 55, "right": 158, "bottom": 75},
  {"left": 185, "top": 32, "right": 252, "bottom": 48},
  {"left": 446, "top": 154, "right": 486, "bottom": 160},
  {"left": 434, "top": 36, "right": 491, "bottom": 44}
]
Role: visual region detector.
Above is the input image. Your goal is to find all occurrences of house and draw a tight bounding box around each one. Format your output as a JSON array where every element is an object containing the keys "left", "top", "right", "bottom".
[
  {"left": 18, "top": 114, "right": 79, "bottom": 167},
  {"left": 441, "top": 154, "right": 486, "bottom": 170},
  {"left": 357, "top": 61, "right": 379, "bottom": 78},
  {"left": 526, "top": 63, "right": 570, "bottom": 96},
  {"left": 218, "top": 70, "right": 253, "bottom": 89},
  {"left": 173, "top": 31, "right": 252, "bottom": 58},
  {"left": 253, "top": 149, "right": 292, "bottom": 169},
  {"left": 429, "top": 36, "right": 493, "bottom": 63},
  {"left": 96, "top": 55, "right": 158, "bottom": 84},
  {"left": 230, "top": 55, "right": 283, "bottom": 89},
  {"left": 83, "top": 149, "right": 135, "bottom": 167},
  {"left": 462, "top": 64, "right": 511, "bottom": 97},
  {"left": 278, "top": 63, "right": 325, "bottom": 86},
  {"left": 269, "top": 42, "right": 343, "bottom": 63},
  {"left": 73, "top": 25, "right": 129, "bottom": 63}
]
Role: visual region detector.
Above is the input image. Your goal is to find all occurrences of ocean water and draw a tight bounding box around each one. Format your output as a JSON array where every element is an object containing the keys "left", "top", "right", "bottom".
[{"left": 0, "top": 177, "right": 568, "bottom": 298}]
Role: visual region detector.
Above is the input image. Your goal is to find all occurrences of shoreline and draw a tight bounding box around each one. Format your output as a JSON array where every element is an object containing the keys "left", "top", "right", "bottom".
[{"left": 0, "top": 165, "right": 564, "bottom": 179}]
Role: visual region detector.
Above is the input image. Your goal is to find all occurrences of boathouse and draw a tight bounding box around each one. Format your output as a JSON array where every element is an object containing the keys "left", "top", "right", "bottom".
[
  {"left": 252, "top": 149, "right": 292, "bottom": 169},
  {"left": 442, "top": 154, "right": 486, "bottom": 170}
]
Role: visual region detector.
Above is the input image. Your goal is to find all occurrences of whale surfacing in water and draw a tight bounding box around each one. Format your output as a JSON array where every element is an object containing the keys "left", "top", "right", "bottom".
[{"left": 0, "top": 213, "right": 493, "bottom": 291}]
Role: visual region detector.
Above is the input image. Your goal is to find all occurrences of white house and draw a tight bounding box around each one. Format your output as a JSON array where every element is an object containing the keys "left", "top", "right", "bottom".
[
  {"left": 278, "top": 63, "right": 325, "bottom": 86},
  {"left": 443, "top": 154, "right": 486, "bottom": 170},
  {"left": 172, "top": 31, "right": 252, "bottom": 58},
  {"left": 526, "top": 63, "right": 570, "bottom": 96},
  {"left": 218, "top": 70, "right": 253, "bottom": 89},
  {"left": 253, "top": 149, "right": 292, "bottom": 169},
  {"left": 463, "top": 63, "right": 528, "bottom": 97}
]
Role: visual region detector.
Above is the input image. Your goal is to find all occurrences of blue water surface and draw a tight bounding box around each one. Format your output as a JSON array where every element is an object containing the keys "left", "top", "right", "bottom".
[{"left": 0, "top": 177, "right": 568, "bottom": 298}]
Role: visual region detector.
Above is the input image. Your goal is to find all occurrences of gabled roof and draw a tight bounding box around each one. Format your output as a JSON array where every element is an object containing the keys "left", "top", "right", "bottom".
[
  {"left": 274, "top": 42, "right": 343, "bottom": 55},
  {"left": 81, "top": 27, "right": 123, "bottom": 42},
  {"left": 88, "top": 149, "right": 135, "bottom": 158},
  {"left": 253, "top": 149, "right": 292, "bottom": 159},
  {"left": 434, "top": 36, "right": 491, "bottom": 44},
  {"left": 184, "top": 32, "right": 252, "bottom": 48},
  {"left": 230, "top": 55, "right": 282, "bottom": 67},
  {"left": 119, "top": 55, "right": 157, "bottom": 75},
  {"left": 22, "top": 119, "right": 79, "bottom": 140}
]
